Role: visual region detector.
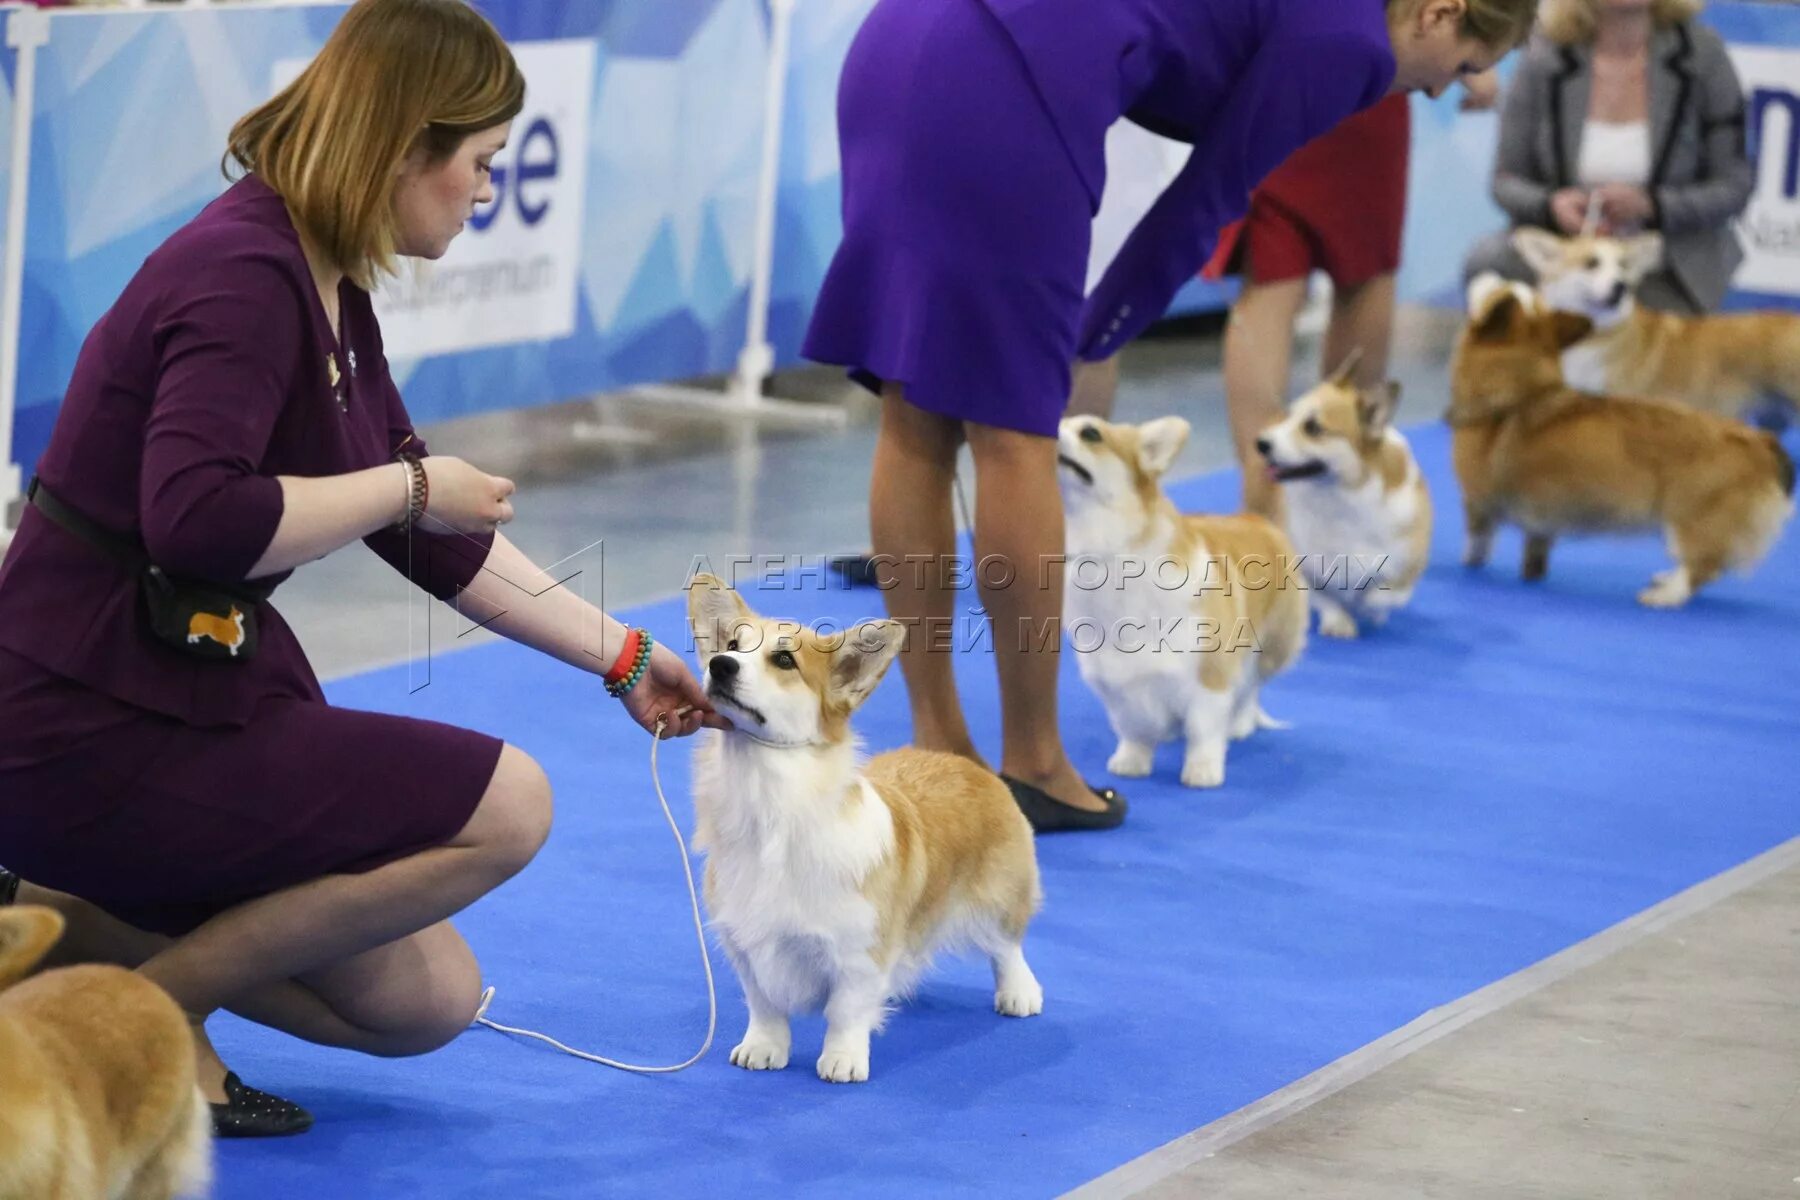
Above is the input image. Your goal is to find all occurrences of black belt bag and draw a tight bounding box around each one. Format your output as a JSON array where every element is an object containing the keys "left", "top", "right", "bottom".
[{"left": 27, "top": 477, "right": 274, "bottom": 664}]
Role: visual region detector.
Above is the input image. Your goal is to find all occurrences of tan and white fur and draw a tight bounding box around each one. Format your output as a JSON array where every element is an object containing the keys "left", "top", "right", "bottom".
[
  {"left": 685, "top": 575, "right": 1043, "bottom": 1085},
  {"left": 1512, "top": 228, "right": 1800, "bottom": 428},
  {"left": 1449, "top": 286, "right": 1795, "bottom": 607},
  {"left": 1057, "top": 417, "right": 1309, "bottom": 789},
  {"left": 1255, "top": 354, "right": 1433, "bottom": 638},
  {"left": 0, "top": 906, "right": 211, "bottom": 1200}
]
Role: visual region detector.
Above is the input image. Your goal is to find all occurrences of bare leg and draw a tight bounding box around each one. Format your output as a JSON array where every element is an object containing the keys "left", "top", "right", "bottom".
[
  {"left": 965, "top": 420, "right": 1105, "bottom": 813},
  {"left": 1065, "top": 356, "right": 1121, "bottom": 421},
  {"left": 870, "top": 385, "right": 984, "bottom": 763},
  {"left": 1223, "top": 279, "right": 1309, "bottom": 520},
  {"left": 1322, "top": 273, "right": 1398, "bottom": 388},
  {"left": 99, "top": 744, "right": 555, "bottom": 1096}
]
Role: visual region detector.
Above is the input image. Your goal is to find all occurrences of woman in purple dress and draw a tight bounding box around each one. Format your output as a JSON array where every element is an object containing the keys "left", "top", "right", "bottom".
[
  {"left": 0, "top": 0, "right": 720, "bottom": 1136},
  {"left": 804, "top": 0, "right": 1539, "bottom": 832}
]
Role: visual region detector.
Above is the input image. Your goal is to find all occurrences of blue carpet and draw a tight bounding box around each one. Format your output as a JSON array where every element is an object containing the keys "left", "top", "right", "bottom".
[{"left": 214, "top": 422, "right": 1799, "bottom": 1198}]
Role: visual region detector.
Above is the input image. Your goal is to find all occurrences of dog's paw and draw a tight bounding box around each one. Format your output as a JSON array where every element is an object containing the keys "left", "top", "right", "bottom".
[
  {"left": 816, "top": 1047, "right": 870, "bottom": 1084},
  {"left": 995, "top": 979, "right": 1044, "bottom": 1018},
  {"left": 1107, "top": 742, "right": 1154, "bottom": 777},
  {"left": 1180, "top": 750, "right": 1226, "bottom": 789},
  {"left": 1639, "top": 568, "right": 1693, "bottom": 609},
  {"left": 730, "top": 1037, "right": 791, "bottom": 1071},
  {"left": 1317, "top": 607, "right": 1359, "bottom": 639},
  {"left": 1462, "top": 539, "right": 1491, "bottom": 568}
]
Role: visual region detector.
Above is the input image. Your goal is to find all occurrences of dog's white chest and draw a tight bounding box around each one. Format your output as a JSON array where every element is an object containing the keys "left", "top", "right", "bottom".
[
  {"left": 1561, "top": 341, "right": 1610, "bottom": 392},
  {"left": 1284, "top": 444, "right": 1419, "bottom": 607}
]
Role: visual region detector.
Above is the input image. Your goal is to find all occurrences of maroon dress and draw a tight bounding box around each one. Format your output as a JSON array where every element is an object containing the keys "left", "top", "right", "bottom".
[{"left": 0, "top": 176, "right": 504, "bottom": 936}]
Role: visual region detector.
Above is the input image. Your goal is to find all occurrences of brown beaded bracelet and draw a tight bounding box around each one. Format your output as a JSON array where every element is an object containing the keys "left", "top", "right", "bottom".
[{"left": 396, "top": 452, "right": 429, "bottom": 531}]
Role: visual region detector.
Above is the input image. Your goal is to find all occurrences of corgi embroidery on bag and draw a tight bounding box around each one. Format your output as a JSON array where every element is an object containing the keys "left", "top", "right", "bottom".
[{"left": 187, "top": 607, "right": 247, "bottom": 657}]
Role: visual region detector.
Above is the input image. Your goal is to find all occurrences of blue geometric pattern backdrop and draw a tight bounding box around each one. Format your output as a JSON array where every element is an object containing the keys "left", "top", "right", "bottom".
[{"left": 7, "top": 0, "right": 1798, "bottom": 481}]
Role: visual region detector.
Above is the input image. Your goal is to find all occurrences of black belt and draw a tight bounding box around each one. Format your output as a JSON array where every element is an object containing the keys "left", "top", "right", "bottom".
[{"left": 26, "top": 476, "right": 275, "bottom": 606}]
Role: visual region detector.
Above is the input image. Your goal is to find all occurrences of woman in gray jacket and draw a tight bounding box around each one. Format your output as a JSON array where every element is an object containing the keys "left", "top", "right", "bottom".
[{"left": 1465, "top": 0, "right": 1752, "bottom": 313}]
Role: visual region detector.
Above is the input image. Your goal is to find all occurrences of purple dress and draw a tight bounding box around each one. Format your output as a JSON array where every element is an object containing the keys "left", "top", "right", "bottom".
[
  {"left": 0, "top": 176, "right": 502, "bottom": 936},
  {"left": 802, "top": 0, "right": 1397, "bottom": 437}
]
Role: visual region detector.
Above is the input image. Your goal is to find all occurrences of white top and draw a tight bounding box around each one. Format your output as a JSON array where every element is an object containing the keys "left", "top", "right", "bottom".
[{"left": 1578, "top": 119, "right": 1652, "bottom": 187}]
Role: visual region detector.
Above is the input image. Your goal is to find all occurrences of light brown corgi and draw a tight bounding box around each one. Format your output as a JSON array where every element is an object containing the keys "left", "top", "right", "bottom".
[
  {"left": 0, "top": 906, "right": 211, "bottom": 1200},
  {"left": 685, "top": 574, "right": 1043, "bottom": 1085},
  {"left": 1448, "top": 288, "right": 1795, "bottom": 607},
  {"left": 1512, "top": 228, "right": 1800, "bottom": 429},
  {"left": 1255, "top": 353, "right": 1433, "bottom": 639},
  {"left": 1057, "top": 416, "right": 1309, "bottom": 789}
]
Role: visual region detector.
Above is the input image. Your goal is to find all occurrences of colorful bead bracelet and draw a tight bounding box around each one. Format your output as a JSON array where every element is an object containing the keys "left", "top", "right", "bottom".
[{"left": 604, "top": 627, "right": 654, "bottom": 698}]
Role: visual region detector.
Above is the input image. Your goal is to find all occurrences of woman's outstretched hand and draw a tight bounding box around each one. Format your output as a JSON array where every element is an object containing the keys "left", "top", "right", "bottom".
[{"left": 620, "top": 641, "right": 733, "bottom": 737}]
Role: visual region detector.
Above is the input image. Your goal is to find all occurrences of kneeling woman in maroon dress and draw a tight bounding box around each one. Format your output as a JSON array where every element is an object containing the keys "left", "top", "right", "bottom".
[{"left": 0, "top": 0, "right": 719, "bottom": 1136}]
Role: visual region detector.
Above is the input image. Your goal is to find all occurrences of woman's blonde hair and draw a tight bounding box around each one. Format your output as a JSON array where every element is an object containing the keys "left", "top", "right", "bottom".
[
  {"left": 225, "top": 0, "right": 524, "bottom": 289},
  {"left": 1539, "top": 0, "right": 1703, "bottom": 46},
  {"left": 1390, "top": 0, "right": 1543, "bottom": 51}
]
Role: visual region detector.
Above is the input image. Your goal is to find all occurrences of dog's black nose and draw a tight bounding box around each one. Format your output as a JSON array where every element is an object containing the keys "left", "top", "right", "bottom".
[
  {"left": 709, "top": 655, "right": 739, "bottom": 683},
  {"left": 1254, "top": 436, "right": 1273, "bottom": 459}
]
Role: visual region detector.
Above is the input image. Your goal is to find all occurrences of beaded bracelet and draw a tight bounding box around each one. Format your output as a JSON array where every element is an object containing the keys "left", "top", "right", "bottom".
[
  {"left": 604, "top": 627, "right": 654, "bottom": 698},
  {"left": 395, "top": 453, "right": 429, "bottom": 531}
]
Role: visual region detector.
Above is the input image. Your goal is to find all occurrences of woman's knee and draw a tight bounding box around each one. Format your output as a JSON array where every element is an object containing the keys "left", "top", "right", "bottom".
[
  {"left": 879, "top": 384, "right": 965, "bottom": 459},
  {"left": 460, "top": 744, "right": 553, "bottom": 877}
]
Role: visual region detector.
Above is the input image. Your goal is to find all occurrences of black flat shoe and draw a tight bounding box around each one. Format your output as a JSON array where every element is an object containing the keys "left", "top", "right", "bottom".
[
  {"left": 0, "top": 868, "right": 18, "bottom": 906},
  {"left": 827, "top": 554, "right": 881, "bottom": 589},
  {"left": 1002, "top": 776, "right": 1127, "bottom": 833},
  {"left": 211, "top": 1073, "right": 313, "bottom": 1138}
]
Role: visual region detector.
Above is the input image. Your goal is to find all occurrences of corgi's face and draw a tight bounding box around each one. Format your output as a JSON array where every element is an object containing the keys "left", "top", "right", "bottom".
[
  {"left": 685, "top": 574, "right": 905, "bottom": 748},
  {"left": 1450, "top": 289, "right": 1596, "bottom": 419},
  {"left": 1056, "top": 415, "right": 1189, "bottom": 521},
  {"left": 1257, "top": 376, "right": 1400, "bottom": 487},
  {"left": 1511, "top": 229, "right": 1663, "bottom": 330}
]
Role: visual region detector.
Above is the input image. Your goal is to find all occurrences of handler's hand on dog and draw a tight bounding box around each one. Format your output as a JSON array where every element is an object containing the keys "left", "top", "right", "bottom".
[
  {"left": 623, "top": 643, "right": 732, "bottom": 737},
  {"left": 421, "top": 456, "right": 516, "bottom": 534}
]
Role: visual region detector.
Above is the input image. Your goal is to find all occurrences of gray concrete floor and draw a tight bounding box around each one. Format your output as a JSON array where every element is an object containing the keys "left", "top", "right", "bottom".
[
  {"left": 276, "top": 304, "right": 1796, "bottom": 1198},
  {"left": 1104, "top": 850, "right": 1800, "bottom": 1200}
]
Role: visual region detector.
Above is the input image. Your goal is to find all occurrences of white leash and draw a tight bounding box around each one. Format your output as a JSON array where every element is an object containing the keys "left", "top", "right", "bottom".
[{"left": 471, "top": 715, "right": 719, "bottom": 1073}]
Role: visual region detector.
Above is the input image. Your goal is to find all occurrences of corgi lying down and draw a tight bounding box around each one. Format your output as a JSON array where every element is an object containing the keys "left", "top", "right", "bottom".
[
  {"left": 1256, "top": 353, "right": 1432, "bottom": 638},
  {"left": 685, "top": 574, "right": 1043, "bottom": 1085},
  {"left": 1449, "top": 285, "right": 1794, "bottom": 607},
  {"left": 0, "top": 906, "right": 211, "bottom": 1200},
  {"left": 1057, "top": 416, "right": 1308, "bottom": 789},
  {"left": 1512, "top": 228, "right": 1800, "bottom": 430}
]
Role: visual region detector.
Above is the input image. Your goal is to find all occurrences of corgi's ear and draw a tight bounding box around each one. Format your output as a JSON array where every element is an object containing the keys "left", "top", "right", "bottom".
[
  {"left": 686, "top": 573, "right": 755, "bottom": 661},
  {"left": 1549, "top": 310, "right": 1595, "bottom": 350},
  {"left": 1358, "top": 382, "right": 1401, "bottom": 439},
  {"left": 1466, "top": 271, "right": 1511, "bottom": 316},
  {"left": 0, "top": 906, "right": 65, "bottom": 990},
  {"left": 827, "top": 619, "right": 906, "bottom": 711},
  {"left": 1623, "top": 232, "right": 1664, "bottom": 280},
  {"left": 1471, "top": 289, "right": 1523, "bottom": 341},
  {"left": 1328, "top": 347, "right": 1366, "bottom": 388},
  {"left": 1510, "top": 227, "right": 1567, "bottom": 277},
  {"left": 1135, "top": 417, "right": 1190, "bottom": 477}
]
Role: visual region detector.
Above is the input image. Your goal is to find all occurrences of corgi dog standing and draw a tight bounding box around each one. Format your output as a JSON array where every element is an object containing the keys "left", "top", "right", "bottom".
[
  {"left": 1449, "top": 285, "right": 1794, "bottom": 607},
  {"left": 1512, "top": 228, "right": 1800, "bottom": 429},
  {"left": 0, "top": 906, "right": 212, "bottom": 1200},
  {"left": 1057, "top": 416, "right": 1308, "bottom": 790},
  {"left": 685, "top": 574, "right": 1043, "bottom": 1085},
  {"left": 1255, "top": 353, "right": 1433, "bottom": 638}
]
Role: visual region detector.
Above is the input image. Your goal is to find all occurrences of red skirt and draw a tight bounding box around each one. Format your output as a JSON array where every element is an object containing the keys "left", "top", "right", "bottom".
[{"left": 1204, "top": 95, "right": 1411, "bottom": 288}]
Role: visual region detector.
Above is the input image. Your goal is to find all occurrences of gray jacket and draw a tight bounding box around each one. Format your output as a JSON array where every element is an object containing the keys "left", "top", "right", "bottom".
[{"left": 1492, "top": 22, "right": 1753, "bottom": 310}]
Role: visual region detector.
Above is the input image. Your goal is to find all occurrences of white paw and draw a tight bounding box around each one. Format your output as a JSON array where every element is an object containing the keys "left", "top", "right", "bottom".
[
  {"left": 816, "top": 1047, "right": 870, "bottom": 1084},
  {"left": 1317, "top": 607, "right": 1359, "bottom": 639},
  {"left": 995, "top": 980, "right": 1044, "bottom": 1018},
  {"left": 1639, "top": 568, "right": 1692, "bottom": 609},
  {"left": 1180, "top": 749, "right": 1226, "bottom": 789},
  {"left": 1229, "top": 711, "right": 1258, "bottom": 742},
  {"left": 729, "top": 1037, "right": 790, "bottom": 1071},
  {"left": 1107, "top": 743, "right": 1153, "bottom": 777}
]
